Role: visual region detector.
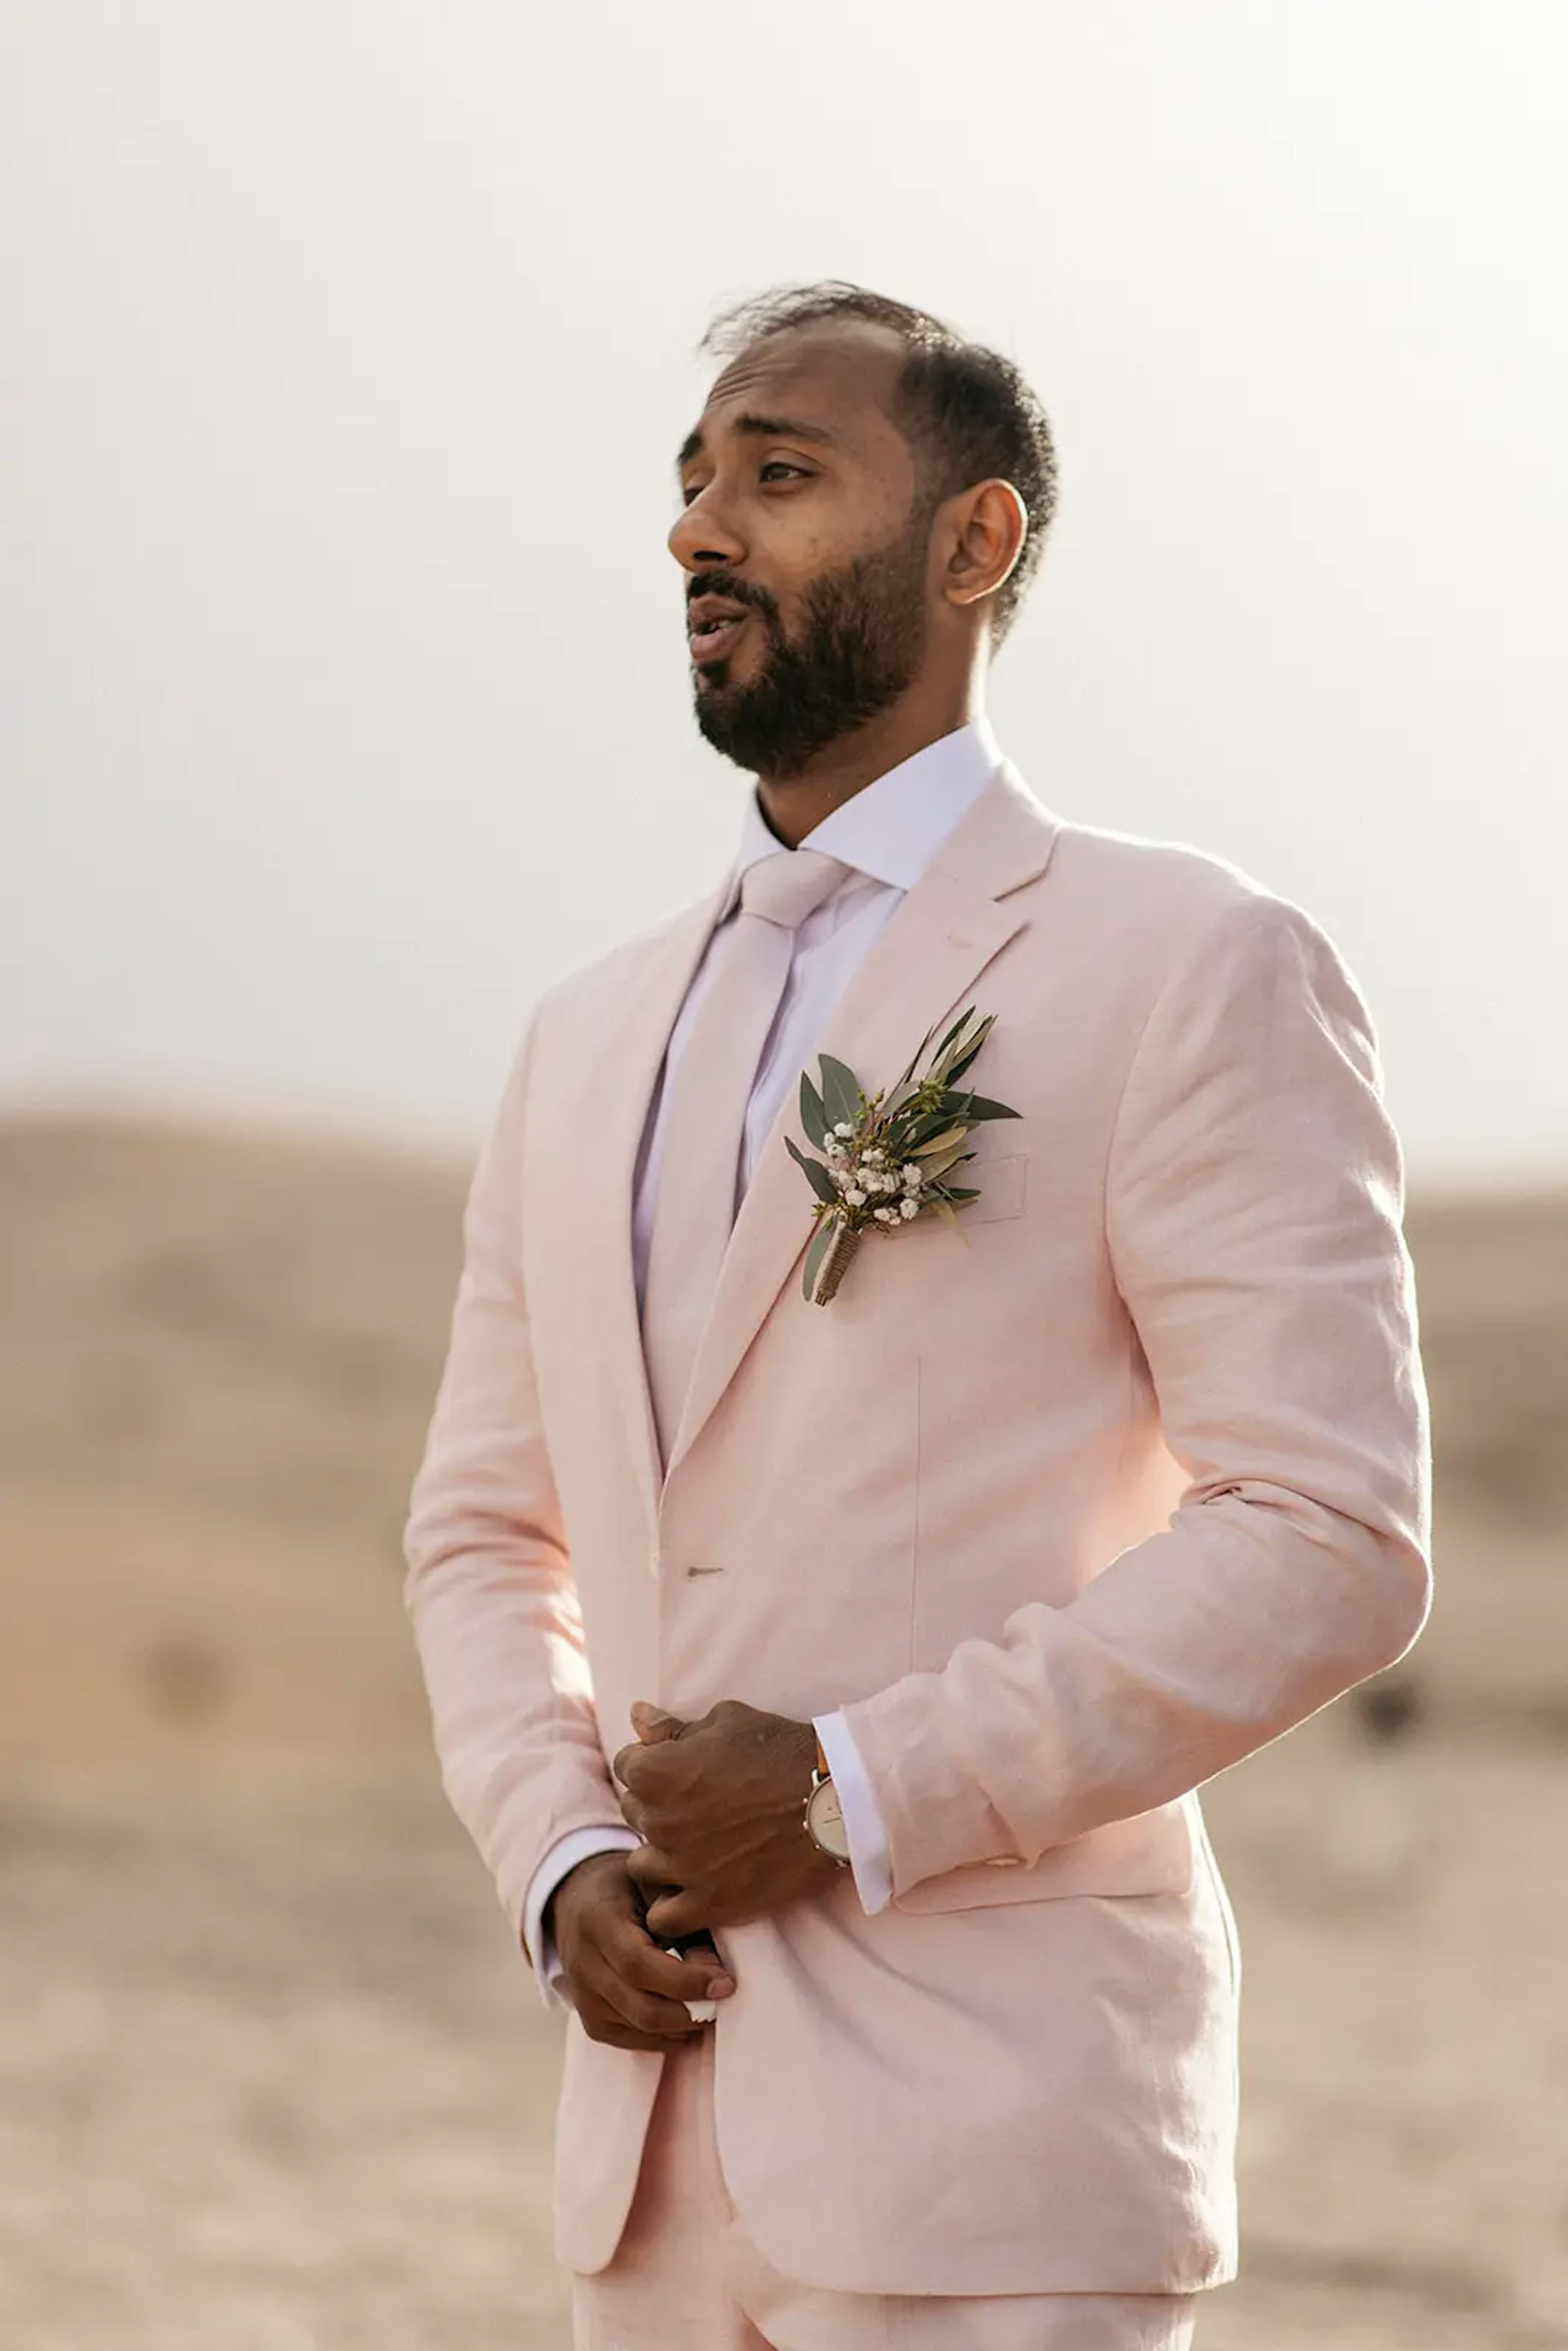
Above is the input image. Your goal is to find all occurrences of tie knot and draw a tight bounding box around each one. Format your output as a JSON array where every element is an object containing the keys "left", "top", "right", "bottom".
[{"left": 739, "top": 847, "right": 850, "bottom": 933}]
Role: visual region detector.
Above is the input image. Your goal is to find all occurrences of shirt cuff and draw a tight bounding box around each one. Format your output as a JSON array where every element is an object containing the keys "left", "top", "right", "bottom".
[
  {"left": 813, "top": 1710, "right": 893, "bottom": 1915},
  {"left": 523, "top": 1825, "right": 639, "bottom": 2011}
]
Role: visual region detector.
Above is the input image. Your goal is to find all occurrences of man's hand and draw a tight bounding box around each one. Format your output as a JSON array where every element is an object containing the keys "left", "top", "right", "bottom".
[
  {"left": 612, "top": 1699, "right": 844, "bottom": 1939},
  {"left": 546, "top": 1849, "right": 735, "bottom": 2050}
]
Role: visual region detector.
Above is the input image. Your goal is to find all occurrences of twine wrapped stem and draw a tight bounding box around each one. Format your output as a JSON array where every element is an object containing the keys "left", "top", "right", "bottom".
[{"left": 811, "top": 1219, "right": 862, "bottom": 1305}]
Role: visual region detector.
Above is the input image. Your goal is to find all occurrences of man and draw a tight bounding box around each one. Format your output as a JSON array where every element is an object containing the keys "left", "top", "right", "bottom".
[{"left": 403, "top": 281, "right": 1431, "bottom": 2349}]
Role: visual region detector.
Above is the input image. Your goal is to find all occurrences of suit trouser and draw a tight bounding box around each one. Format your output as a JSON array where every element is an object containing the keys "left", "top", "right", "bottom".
[{"left": 570, "top": 2027, "right": 1200, "bottom": 2351}]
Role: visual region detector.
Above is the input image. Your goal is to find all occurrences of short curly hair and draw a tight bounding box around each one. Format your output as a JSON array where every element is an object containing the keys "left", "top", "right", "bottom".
[{"left": 697, "top": 280, "right": 1058, "bottom": 649}]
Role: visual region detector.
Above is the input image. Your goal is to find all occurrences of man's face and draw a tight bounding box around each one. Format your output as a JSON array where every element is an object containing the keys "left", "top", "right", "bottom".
[{"left": 669, "top": 323, "right": 938, "bottom": 777}]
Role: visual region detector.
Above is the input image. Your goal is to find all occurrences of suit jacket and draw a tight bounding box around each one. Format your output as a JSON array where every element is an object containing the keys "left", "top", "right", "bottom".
[{"left": 402, "top": 756, "right": 1431, "bottom": 2295}]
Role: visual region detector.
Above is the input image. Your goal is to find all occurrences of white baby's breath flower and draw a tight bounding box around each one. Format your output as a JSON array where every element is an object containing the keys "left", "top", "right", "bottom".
[
  {"left": 874, "top": 1206, "right": 896, "bottom": 1222},
  {"left": 902, "top": 1163, "right": 922, "bottom": 1186},
  {"left": 862, "top": 1147, "right": 884, "bottom": 1164},
  {"left": 900, "top": 1197, "right": 919, "bottom": 1219},
  {"left": 834, "top": 1121, "right": 855, "bottom": 1138},
  {"left": 844, "top": 1188, "right": 866, "bottom": 1207},
  {"left": 824, "top": 1135, "right": 845, "bottom": 1158}
]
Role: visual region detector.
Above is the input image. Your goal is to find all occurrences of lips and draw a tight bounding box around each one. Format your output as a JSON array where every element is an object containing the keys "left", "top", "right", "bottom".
[
  {"left": 688, "top": 611, "right": 751, "bottom": 663},
  {"left": 688, "top": 594, "right": 757, "bottom": 663}
]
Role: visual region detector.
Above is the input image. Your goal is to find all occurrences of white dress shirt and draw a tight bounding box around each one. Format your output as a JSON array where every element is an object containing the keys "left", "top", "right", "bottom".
[{"left": 524, "top": 715, "right": 1005, "bottom": 2004}]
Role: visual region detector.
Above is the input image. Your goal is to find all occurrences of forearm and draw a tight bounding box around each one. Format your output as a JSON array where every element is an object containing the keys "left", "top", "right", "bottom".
[
  {"left": 403, "top": 1535, "right": 628, "bottom": 1940},
  {"left": 839, "top": 1485, "right": 1427, "bottom": 1895}
]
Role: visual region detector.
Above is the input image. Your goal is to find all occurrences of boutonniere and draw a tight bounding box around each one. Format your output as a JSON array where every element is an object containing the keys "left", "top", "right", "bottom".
[{"left": 786, "top": 1006, "right": 1022, "bottom": 1305}]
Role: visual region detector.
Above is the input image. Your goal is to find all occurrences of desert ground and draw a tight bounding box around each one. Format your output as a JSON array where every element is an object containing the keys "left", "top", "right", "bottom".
[{"left": 2, "top": 1118, "right": 1566, "bottom": 2350}]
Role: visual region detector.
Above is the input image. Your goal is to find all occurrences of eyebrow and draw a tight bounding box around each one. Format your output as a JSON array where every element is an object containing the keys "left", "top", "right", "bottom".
[{"left": 675, "top": 412, "right": 838, "bottom": 476}]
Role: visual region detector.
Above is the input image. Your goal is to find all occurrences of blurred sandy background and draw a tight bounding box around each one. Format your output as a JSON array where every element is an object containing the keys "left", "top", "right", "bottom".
[
  {"left": 6, "top": 4, "right": 1567, "bottom": 2345},
  {"left": 0, "top": 1118, "right": 1564, "bottom": 2350}
]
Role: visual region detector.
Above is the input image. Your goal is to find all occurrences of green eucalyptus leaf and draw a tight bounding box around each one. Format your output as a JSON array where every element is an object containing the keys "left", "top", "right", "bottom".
[
  {"left": 785, "top": 1133, "right": 840, "bottom": 1204},
  {"left": 798, "top": 1072, "right": 829, "bottom": 1148},
  {"left": 931, "top": 1007, "right": 978, "bottom": 1062},
  {"left": 901, "top": 1110, "right": 960, "bottom": 1147},
  {"left": 816, "top": 1053, "right": 864, "bottom": 1132},
  {"left": 942, "top": 1036, "right": 991, "bottom": 1086},
  {"left": 941, "top": 1183, "right": 982, "bottom": 1202},
  {"left": 960, "top": 1095, "right": 1023, "bottom": 1122},
  {"left": 931, "top": 1013, "right": 991, "bottom": 1081},
  {"left": 912, "top": 1124, "right": 968, "bottom": 1158}
]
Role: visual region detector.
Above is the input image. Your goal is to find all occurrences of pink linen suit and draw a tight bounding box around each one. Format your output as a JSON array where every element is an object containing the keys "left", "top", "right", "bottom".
[{"left": 403, "top": 756, "right": 1430, "bottom": 2306}]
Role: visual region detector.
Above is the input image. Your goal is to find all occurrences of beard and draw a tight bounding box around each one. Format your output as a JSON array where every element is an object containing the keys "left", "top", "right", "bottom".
[{"left": 691, "top": 504, "right": 935, "bottom": 778}]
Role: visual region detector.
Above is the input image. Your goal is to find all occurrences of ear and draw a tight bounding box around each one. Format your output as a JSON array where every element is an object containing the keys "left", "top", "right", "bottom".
[{"left": 944, "top": 477, "right": 1027, "bottom": 614}]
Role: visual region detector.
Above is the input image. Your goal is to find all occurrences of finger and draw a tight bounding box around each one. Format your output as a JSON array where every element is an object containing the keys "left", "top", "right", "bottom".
[
  {"left": 613, "top": 1741, "right": 669, "bottom": 1797},
  {"left": 579, "top": 1947, "right": 707, "bottom": 2039},
  {"left": 617, "top": 1792, "right": 647, "bottom": 1835},
  {"left": 601, "top": 1911, "right": 735, "bottom": 2004},
  {"left": 630, "top": 1701, "right": 685, "bottom": 1743},
  {"left": 624, "top": 1841, "right": 680, "bottom": 1893},
  {"left": 592, "top": 2020, "right": 697, "bottom": 2053},
  {"left": 645, "top": 1888, "right": 712, "bottom": 1941},
  {"left": 575, "top": 1985, "right": 701, "bottom": 2053}
]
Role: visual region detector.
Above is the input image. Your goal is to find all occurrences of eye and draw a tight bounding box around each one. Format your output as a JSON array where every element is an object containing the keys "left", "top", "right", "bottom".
[{"left": 677, "top": 461, "right": 810, "bottom": 509}]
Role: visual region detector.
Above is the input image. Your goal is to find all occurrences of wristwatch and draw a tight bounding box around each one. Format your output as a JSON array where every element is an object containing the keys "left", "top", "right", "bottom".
[{"left": 803, "top": 1731, "right": 852, "bottom": 1864}]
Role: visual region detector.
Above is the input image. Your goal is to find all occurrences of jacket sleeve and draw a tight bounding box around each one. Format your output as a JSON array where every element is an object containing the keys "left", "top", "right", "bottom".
[
  {"left": 837, "top": 889, "right": 1433, "bottom": 1897},
  {"left": 402, "top": 1006, "right": 629, "bottom": 1954}
]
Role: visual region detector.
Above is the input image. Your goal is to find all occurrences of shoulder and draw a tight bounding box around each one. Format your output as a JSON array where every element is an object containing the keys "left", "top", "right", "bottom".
[
  {"left": 1029, "top": 813, "right": 1376, "bottom": 1078},
  {"left": 1047, "top": 814, "right": 1283, "bottom": 936},
  {"left": 1046, "top": 814, "right": 1356, "bottom": 983},
  {"left": 530, "top": 883, "right": 719, "bottom": 1031}
]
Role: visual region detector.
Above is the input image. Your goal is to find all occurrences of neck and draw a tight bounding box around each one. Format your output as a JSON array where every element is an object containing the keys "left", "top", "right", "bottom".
[{"left": 755, "top": 675, "right": 987, "bottom": 848}]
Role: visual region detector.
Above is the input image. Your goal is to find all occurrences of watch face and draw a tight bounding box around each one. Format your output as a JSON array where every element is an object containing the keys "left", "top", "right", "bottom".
[{"left": 807, "top": 1777, "right": 851, "bottom": 1861}]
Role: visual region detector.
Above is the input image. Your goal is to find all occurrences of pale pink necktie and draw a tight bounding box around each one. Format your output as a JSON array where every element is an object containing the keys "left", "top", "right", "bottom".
[{"left": 643, "top": 847, "right": 850, "bottom": 1467}]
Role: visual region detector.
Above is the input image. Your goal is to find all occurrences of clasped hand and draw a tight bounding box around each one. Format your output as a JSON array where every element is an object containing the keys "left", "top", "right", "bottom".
[{"left": 611, "top": 1698, "right": 841, "bottom": 1939}]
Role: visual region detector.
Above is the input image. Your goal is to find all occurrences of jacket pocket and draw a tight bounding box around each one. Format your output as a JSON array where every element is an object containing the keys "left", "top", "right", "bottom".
[
  {"left": 906, "top": 1149, "right": 1029, "bottom": 1231},
  {"left": 890, "top": 1801, "right": 1194, "bottom": 1914}
]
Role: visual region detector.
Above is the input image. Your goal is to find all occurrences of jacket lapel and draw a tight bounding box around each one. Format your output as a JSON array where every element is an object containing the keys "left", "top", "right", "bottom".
[
  {"left": 662, "top": 760, "right": 1061, "bottom": 1483},
  {"left": 564, "top": 878, "right": 730, "bottom": 1546}
]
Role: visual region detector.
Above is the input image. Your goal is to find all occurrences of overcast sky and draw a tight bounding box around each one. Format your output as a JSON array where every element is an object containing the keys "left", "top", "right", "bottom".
[{"left": 4, "top": 3, "right": 1564, "bottom": 1188}]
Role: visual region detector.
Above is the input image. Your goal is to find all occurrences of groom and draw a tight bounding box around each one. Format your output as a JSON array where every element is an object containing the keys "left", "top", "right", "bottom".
[{"left": 403, "top": 281, "right": 1431, "bottom": 2349}]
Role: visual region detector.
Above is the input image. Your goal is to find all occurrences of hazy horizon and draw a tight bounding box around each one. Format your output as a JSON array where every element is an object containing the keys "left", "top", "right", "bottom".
[{"left": 5, "top": 4, "right": 1564, "bottom": 1186}]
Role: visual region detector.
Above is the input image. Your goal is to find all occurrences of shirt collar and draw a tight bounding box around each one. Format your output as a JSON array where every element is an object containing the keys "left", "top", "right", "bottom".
[{"left": 720, "top": 715, "right": 1005, "bottom": 919}]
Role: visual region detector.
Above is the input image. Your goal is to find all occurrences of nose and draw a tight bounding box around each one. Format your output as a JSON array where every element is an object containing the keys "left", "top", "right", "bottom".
[{"left": 668, "top": 484, "right": 744, "bottom": 575}]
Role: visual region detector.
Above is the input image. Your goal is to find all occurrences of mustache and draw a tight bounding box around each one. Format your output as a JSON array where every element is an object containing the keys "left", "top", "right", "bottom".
[{"left": 686, "top": 574, "right": 777, "bottom": 623}]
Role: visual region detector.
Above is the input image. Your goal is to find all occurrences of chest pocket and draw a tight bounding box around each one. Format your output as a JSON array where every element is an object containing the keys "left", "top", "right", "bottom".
[{"left": 906, "top": 1149, "right": 1029, "bottom": 1230}]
